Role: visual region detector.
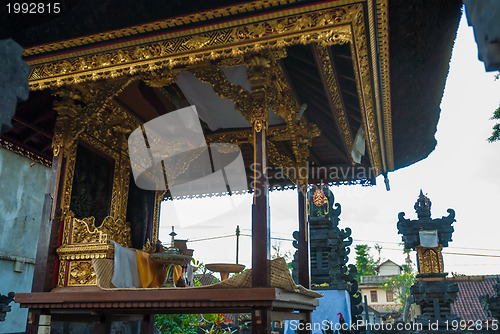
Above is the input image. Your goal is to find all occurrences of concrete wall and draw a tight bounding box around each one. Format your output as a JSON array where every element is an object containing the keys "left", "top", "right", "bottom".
[
  {"left": 0, "top": 148, "right": 50, "bottom": 333},
  {"left": 359, "top": 287, "right": 400, "bottom": 313},
  {"left": 378, "top": 261, "right": 401, "bottom": 276}
]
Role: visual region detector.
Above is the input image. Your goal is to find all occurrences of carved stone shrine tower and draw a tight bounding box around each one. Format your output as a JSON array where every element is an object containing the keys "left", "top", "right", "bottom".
[
  {"left": 292, "top": 185, "right": 362, "bottom": 321},
  {"left": 397, "top": 191, "right": 460, "bottom": 333}
]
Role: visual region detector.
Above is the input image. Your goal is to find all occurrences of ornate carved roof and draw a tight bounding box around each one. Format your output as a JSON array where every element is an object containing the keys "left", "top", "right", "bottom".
[{"left": 0, "top": 0, "right": 463, "bottom": 189}]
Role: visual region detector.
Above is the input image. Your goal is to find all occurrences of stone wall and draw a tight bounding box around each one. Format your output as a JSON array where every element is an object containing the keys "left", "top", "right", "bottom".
[{"left": 0, "top": 148, "right": 50, "bottom": 333}]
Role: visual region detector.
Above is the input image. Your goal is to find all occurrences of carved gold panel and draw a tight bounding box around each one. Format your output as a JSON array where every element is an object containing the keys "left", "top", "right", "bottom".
[
  {"left": 416, "top": 245, "right": 444, "bottom": 274},
  {"left": 27, "top": 4, "right": 361, "bottom": 90},
  {"left": 67, "top": 260, "right": 97, "bottom": 286}
]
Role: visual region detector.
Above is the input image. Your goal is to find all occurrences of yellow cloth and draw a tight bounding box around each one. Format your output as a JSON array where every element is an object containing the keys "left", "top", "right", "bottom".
[
  {"left": 135, "top": 250, "right": 167, "bottom": 288},
  {"left": 173, "top": 265, "right": 183, "bottom": 285}
]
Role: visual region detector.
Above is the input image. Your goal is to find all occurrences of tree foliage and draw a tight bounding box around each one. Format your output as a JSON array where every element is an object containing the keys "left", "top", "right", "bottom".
[
  {"left": 380, "top": 272, "right": 416, "bottom": 311},
  {"left": 155, "top": 314, "right": 199, "bottom": 334},
  {"left": 488, "top": 72, "right": 500, "bottom": 143},
  {"left": 354, "top": 244, "right": 379, "bottom": 281},
  {"left": 488, "top": 104, "right": 500, "bottom": 143},
  {"left": 380, "top": 245, "right": 416, "bottom": 311}
]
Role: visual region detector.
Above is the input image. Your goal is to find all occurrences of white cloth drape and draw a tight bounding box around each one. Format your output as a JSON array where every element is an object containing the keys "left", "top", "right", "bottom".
[
  {"left": 419, "top": 230, "right": 439, "bottom": 247},
  {"left": 111, "top": 241, "right": 142, "bottom": 288}
]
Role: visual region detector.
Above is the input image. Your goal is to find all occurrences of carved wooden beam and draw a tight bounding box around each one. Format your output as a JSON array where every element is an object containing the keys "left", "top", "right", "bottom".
[
  {"left": 204, "top": 123, "right": 320, "bottom": 144},
  {"left": 189, "top": 64, "right": 252, "bottom": 122},
  {"left": 313, "top": 44, "right": 354, "bottom": 165}
]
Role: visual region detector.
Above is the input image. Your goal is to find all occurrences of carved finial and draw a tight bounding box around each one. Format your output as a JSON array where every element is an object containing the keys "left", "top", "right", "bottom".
[
  {"left": 414, "top": 190, "right": 431, "bottom": 219},
  {"left": 169, "top": 226, "right": 177, "bottom": 248}
]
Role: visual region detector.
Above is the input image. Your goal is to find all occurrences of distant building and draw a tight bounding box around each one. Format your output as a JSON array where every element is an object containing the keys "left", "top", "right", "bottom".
[{"left": 358, "top": 260, "right": 403, "bottom": 322}]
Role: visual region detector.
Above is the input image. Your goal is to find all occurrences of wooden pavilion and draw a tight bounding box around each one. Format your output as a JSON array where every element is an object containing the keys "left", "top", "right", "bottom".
[{"left": 1, "top": 0, "right": 462, "bottom": 333}]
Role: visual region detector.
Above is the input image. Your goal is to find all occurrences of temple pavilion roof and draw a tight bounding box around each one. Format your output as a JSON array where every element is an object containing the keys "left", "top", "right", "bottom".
[{"left": 0, "top": 0, "right": 462, "bottom": 191}]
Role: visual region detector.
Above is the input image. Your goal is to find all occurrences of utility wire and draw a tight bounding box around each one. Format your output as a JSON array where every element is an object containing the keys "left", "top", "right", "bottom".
[
  {"left": 188, "top": 234, "right": 234, "bottom": 242},
  {"left": 186, "top": 234, "right": 500, "bottom": 258},
  {"left": 352, "top": 239, "right": 500, "bottom": 253}
]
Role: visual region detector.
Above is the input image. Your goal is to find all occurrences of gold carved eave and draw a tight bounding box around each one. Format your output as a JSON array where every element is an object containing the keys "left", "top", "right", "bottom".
[
  {"left": 26, "top": 0, "right": 392, "bottom": 175},
  {"left": 367, "top": 0, "right": 393, "bottom": 171},
  {"left": 24, "top": 0, "right": 367, "bottom": 59},
  {"left": 24, "top": 0, "right": 301, "bottom": 58},
  {"left": 26, "top": 3, "right": 359, "bottom": 90}
]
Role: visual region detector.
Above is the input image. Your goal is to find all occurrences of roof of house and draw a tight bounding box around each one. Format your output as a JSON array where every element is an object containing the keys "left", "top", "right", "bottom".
[
  {"left": 194, "top": 273, "right": 218, "bottom": 286},
  {"left": 451, "top": 276, "right": 500, "bottom": 322},
  {"left": 360, "top": 303, "right": 382, "bottom": 316},
  {"left": 375, "top": 259, "right": 403, "bottom": 272}
]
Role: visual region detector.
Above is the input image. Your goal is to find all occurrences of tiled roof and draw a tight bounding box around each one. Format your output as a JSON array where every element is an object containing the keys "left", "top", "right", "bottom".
[
  {"left": 360, "top": 304, "right": 381, "bottom": 315},
  {"left": 451, "top": 276, "right": 500, "bottom": 322},
  {"left": 194, "top": 273, "right": 218, "bottom": 286}
]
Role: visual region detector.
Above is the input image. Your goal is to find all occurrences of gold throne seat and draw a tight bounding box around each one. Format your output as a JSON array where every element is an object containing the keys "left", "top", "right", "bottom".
[{"left": 56, "top": 211, "right": 132, "bottom": 287}]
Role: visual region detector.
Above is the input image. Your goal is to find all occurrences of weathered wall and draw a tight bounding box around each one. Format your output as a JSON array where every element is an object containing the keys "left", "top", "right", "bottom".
[{"left": 0, "top": 147, "right": 50, "bottom": 333}]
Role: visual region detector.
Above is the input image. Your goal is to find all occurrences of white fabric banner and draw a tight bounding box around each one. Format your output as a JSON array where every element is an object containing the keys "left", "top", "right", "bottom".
[
  {"left": 419, "top": 230, "right": 439, "bottom": 247},
  {"left": 111, "top": 241, "right": 142, "bottom": 288}
]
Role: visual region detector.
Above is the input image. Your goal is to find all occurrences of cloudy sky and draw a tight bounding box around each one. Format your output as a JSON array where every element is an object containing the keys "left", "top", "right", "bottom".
[{"left": 160, "top": 14, "right": 500, "bottom": 276}]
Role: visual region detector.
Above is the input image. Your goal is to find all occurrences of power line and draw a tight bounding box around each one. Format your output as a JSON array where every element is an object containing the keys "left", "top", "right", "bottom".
[
  {"left": 377, "top": 247, "right": 500, "bottom": 258},
  {"left": 188, "top": 234, "right": 234, "bottom": 242},
  {"left": 443, "top": 252, "right": 500, "bottom": 258},
  {"left": 186, "top": 233, "right": 500, "bottom": 259},
  {"left": 352, "top": 239, "right": 500, "bottom": 253}
]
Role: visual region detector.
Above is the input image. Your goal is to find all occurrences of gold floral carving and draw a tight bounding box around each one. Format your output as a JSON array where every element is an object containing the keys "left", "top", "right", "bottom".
[
  {"left": 142, "top": 68, "right": 179, "bottom": 88},
  {"left": 51, "top": 81, "right": 159, "bottom": 286},
  {"left": 195, "top": 54, "right": 321, "bottom": 186},
  {"left": 24, "top": 0, "right": 298, "bottom": 57},
  {"left": 68, "top": 261, "right": 97, "bottom": 286},
  {"left": 142, "top": 239, "right": 156, "bottom": 254},
  {"left": 314, "top": 44, "right": 353, "bottom": 164},
  {"left": 351, "top": 7, "right": 383, "bottom": 175},
  {"left": 254, "top": 120, "right": 264, "bottom": 133},
  {"left": 267, "top": 140, "right": 298, "bottom": 183},
  {"left": 247, "top": 54, "right": 274, "bottom": 126},
  {"left": 416, "top": 245, "right": 444, "bottom": 274},
  {"left": 69, "top": 213, "right": 131, "bottom": 248},
  {"left": 205, "top": 123, "right": 320, "bottom": 146},
  {"left": 27, "top": 5, "right": 360, "bottom": 90},
  {"left": 0, "top": 138, "right": 52, "bottom": 167},
  {"left": 53, "top": 81, "right": 141, "bottom": 228},
  {"left": 190, "top": 65, "right": 252, "bottom": 122},
  {"left": 367, "top": 0, "right": 393, "bottom": 171},
  {"left": 51, "top": 78, "right": 136, "bottom": 157},
  {"left": 57, "top": 259, "right": 67, "bottom": 287}
]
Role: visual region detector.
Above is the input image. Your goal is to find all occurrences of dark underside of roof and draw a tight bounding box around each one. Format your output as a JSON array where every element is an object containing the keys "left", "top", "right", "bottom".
[
  {"left": 0, "top": 0, "right": 295, "bottom": 48},
  {"left": 0, "top": 0, "right": 463, "bottom": 179},
  {"left": 389, "top": 0, "right": 462, "bottom": 170}
]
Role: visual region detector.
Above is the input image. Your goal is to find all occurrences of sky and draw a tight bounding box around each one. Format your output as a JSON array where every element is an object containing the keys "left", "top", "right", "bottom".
[{"left": 159, "top": 14, "right": 500, "bottom": 276}]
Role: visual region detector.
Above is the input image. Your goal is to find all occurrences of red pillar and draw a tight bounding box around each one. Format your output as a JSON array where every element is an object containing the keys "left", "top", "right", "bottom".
[
  {"left": 297, "top": 188, "right": 310, "bottom": 288},
  {"left": 298, "top": 187, "right": 311, "bottom": 334},
  {"left": 252, "top": 123, "right": 270, "bottom": 289}
]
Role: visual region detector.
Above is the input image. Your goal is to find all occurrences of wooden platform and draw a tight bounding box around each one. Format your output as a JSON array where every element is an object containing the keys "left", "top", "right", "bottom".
[{"left": 16, "top": 287, "right": 318, "bottom": 320}]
